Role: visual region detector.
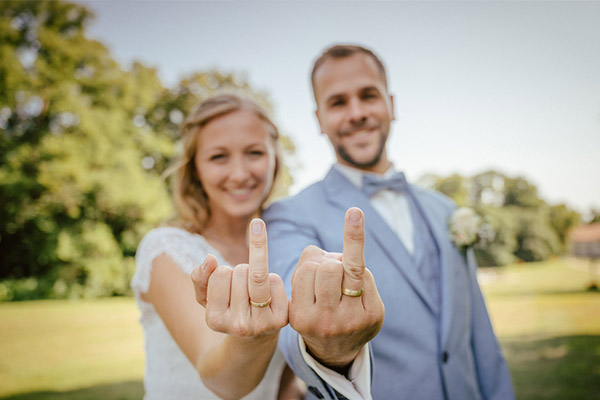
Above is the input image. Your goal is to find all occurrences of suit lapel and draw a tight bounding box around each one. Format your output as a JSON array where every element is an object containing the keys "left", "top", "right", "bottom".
[
  {"left": 410, "top": 187, "right": 457, "bottom": 344},
  {"left": 322, "top": 168, "right": 438, "bottom": 314}
]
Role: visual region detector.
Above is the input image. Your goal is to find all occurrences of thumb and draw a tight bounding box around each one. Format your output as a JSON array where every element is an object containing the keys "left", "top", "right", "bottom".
[{"left": 191, "top": 254, "right": 219, "bottom": 307}]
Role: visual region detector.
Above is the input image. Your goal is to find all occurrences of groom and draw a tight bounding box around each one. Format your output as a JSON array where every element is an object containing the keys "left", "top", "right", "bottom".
[{"left": 263, "top": 44, "right": 515, "bottom": 399}]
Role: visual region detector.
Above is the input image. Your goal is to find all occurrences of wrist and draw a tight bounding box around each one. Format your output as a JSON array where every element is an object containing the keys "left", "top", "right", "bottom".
[
  {"left": 303, "top": 339, "right": 360, "bottom": 375},
  {"left": 227, "top": 331, "right": 280, "bottom": 349}
]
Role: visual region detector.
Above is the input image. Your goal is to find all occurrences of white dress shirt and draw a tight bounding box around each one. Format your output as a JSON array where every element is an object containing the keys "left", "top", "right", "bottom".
[{"left": 298, "top": 163, "right": 415, "bottom": 400}]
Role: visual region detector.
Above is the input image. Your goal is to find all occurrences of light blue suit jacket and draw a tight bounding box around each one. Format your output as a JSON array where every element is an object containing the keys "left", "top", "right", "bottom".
[{"left": 263, "top": 167, "right": 514, "bottom": 400}]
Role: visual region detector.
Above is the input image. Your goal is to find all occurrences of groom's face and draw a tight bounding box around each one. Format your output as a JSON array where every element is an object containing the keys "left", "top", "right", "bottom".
[{"left": 313, "top": 53, "right": 394, "bottom": 174}]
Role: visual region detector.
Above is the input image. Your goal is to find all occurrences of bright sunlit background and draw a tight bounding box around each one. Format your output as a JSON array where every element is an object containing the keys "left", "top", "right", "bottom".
[
  {"left": 82, "top": 0, "right": 600, "bottom": 214},
  {"left": 1, "top": 2, "right": 599, "bottom": 399}
]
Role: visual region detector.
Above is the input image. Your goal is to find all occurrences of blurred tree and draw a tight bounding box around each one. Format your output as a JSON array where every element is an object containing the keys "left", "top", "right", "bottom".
[
  {"left": 513, "top": 207, "right": 561, "bottom": 262},
  {"left": 0, "top": 0, "right": 173, "bottom": 299},
  {"left": 549, "top": 204, "right": 581, "bottom": 252},
  {"left": 418, "top": 169, "right": 579, "bottom": 266},
  {"left": 503, "top": 176, "right": 544, "bottom": 208},
  {"left": 587, "top": 208, "right": 600, "bottom": 224},
  {"left": 473, "top": 206, "right": 519, "bottom": 267},
  {"left": 471, "top": 170, "right": 506, "bottom": 207},
  {"left": 0, "top": 1, "right": 293, "bottom": 300},
  {"left": 430, "top": 173, "right": 470, "bottom": 206}
]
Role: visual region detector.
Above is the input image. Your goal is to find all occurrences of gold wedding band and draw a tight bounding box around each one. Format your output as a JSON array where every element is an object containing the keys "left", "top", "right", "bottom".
[
  {"left": 342, "top": 288, "right": 364, "bottom": 297},
  {"left": 250, "top": 296, "right": 272, "bottom": 308}
]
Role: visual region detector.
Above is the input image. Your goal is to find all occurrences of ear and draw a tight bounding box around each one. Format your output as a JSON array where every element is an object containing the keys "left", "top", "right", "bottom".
[
  {"left": 389, "top": 94, "right": 395, "bottom": 121},
  {"left": 315, "top": 108, "right": 325, "bottom": 135}
]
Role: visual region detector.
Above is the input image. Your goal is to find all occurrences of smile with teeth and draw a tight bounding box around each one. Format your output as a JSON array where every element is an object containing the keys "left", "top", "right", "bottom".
[
  {"left": 229, "top": 187, "right": 253, "bottom": 196},
  {"left": 342, "top": 128, "right": 373, "bottom": 138}
]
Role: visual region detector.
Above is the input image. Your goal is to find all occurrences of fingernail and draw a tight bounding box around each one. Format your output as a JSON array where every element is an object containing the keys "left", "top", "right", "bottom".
[
  {"left": 200, "top": 258, "right": 208, "bottom": 271},
  {"left": 348, "top": 208, "right": 362, "bottom": 226},
  {"left": 251, "top": 218, "right": 263, "bottom": 234}
]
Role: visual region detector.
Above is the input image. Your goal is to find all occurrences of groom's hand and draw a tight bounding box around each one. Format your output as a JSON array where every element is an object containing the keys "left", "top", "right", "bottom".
[{"left": 288, "top": 207, "right": 385, "bottom": 373}]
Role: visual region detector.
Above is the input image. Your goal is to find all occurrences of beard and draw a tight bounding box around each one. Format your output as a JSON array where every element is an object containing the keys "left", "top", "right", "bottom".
[{"left": 336, "top": 133, "right": 388, "bottom": 169}]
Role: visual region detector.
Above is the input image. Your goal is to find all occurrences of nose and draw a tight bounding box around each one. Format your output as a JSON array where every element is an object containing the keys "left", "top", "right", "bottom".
[
  {"left": 228, "top": 155, "right": 250, "bottom": 183},
  {"left": 347, "top": 97, "right": 367, "bottom": 125}
]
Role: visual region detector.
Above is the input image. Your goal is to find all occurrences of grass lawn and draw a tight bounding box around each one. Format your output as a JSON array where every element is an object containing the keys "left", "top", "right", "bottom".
[
  {"left": 0, "top": 257, "right": 598, "bottom": 399},
  {"left": 480, "top": 257, "right": 600, "bottom": 400},
  {"left": 0, "top": 298, "right": 145, "bottom": 399}
]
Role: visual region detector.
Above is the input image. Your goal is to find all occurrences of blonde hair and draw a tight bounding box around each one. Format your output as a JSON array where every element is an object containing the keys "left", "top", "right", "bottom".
[{"left": 164, "top": 94, "right": 280, "bottom": 233}]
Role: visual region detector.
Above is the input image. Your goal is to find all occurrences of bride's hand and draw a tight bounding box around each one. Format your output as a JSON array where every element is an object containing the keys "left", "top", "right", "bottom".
[{"left": 191, "top": 218, "right": 288, "bottom": 337}]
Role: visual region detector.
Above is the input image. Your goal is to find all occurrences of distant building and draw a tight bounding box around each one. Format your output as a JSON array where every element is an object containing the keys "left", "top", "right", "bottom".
[
  {"left": 570, "top": 223, "right": 600, "bottom": 259},
  {"left": 569, "top": 223, "right": 600, "bottom": 290}
]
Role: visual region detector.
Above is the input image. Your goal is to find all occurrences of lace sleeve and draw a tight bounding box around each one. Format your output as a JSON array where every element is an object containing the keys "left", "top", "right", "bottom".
[{"left": 131, "top": 227, "right": 215, "bottom": 295}]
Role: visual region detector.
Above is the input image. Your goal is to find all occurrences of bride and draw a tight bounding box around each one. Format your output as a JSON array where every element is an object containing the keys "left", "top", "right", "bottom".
[{"left": 132, "top": 94, "right": 303, "bottom": 399}]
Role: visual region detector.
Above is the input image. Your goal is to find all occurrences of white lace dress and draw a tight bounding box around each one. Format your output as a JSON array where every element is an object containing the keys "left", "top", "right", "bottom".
[{"left": 132, "top": 227, "right": 285, "bottom": 400}]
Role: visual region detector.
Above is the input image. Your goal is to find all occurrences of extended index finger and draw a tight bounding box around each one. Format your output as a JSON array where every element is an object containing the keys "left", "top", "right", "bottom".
[
  {"left": 248, "top": 218, "right": 271, "bottom": 304},
  {"left": 342, "top": 207, "right": 366, "bottom": 291}
]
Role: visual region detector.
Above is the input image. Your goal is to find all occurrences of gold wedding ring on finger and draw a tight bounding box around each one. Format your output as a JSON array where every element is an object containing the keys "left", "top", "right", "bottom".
[
  {"left": 250, "top": 296, "right": 272, "bottom": 308},
  {"left": 342, "top": 287, "right": 364, "bottom": 297}
]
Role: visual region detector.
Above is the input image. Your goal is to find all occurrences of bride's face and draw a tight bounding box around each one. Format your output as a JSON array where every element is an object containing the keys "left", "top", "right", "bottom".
[{"left": 194, "top": 109, "right": 276, "bottom": 222}]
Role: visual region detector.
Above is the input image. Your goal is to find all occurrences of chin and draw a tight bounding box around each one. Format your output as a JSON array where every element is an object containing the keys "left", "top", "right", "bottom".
[
  {"left": 228, "top": 202, "right": 263, "bottom": 219},
  {"left": 349, "top": 155, "right": 381, "bottom": 168}
]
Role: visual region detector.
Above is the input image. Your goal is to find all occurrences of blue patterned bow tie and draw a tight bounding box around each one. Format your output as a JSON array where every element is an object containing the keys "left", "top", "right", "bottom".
[{"left": 362, "top": 172, "right": 408, "bottom": 197}]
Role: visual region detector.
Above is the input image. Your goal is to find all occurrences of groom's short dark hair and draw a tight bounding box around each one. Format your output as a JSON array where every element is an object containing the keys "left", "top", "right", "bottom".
[{"left": 311, "top": 44, "right": 389, "bottom": 97}]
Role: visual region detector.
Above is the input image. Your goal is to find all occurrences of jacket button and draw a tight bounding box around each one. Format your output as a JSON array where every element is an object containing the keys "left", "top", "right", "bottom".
[
  {"left": 442, "top": 351, "right": 449, "bottom": 363},
  {"left": 308, "top": 386, "right": 324, "bottom": 399}
]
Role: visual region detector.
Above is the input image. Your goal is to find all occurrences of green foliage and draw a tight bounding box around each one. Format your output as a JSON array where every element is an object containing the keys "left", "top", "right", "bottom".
[
  {"left": 586, "top": 208, "right": 600, "bottom": 224},
  {"left": 512, "top": 207, "right": 561, "bottom": 263},
  {"left": 0, "top": 1, "right": 294, "bottom": 300},
  {"left": 474, "top": 206, "right": 520, "bottom": 267},
  {"left": 549, "top": 204, "right": 581, "bottom": 250},
  {"left": 433, "top": 173, "right": 469, "bottom": 206},
  {"left": 503, "top": 176, "right": 544, "bottom": 208},
  {"left": 426, "top": 170, "right": 580, "bottom": 266}
]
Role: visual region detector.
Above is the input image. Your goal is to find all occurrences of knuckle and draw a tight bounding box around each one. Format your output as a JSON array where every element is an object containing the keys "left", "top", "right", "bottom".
[
  {"left": 233, "top": 264, "right": 249, "bottom": 277},
  {"left": 231, "top": 318, "right": 251, "bottom": 337},
  {"left": 205, "top": 310, "right": 225, "bottom": 332},
  {"left": 212, "top": 265, "right": 232, "bottom": 281},
  {"left": 362, "top": 303, "right": 384, "bottom": 327},
  {"left": 317, "top": 318, "right": 339, "bottom": 337},
  {"left": 303, "top": 245, "right": 323, "bottom": 258},
  {"left": 324, "top": 252, "right": 343, "bottom": 261},
  {"left": 346, "top": 229, "right": 364, "bottom": 241},
  {"left": 295, "top": 261, "right": 317, "bottom": 279},
  {"left": 251, "top": 238, "right": 266, "bottom": 250},
  {"left": 289, "top": 305, "right": 310, "bottom": 331},
  {"left": 302, "top": 260, "right": 319, "bottom": 271},
  {"left": 344, "top": 262, "right": 364, "bottom": 278},
  {"left": 276, "top": 312, "right": 289, "bottom": 328},
  {"left": 319, "top": 260, "right": 343, "bottom": 278},
  {"left": 250, "top": 269, "right": 269, "bottom": 286},
  {"left": 305, "top": 245, "right": 320, "bottom": 253}
]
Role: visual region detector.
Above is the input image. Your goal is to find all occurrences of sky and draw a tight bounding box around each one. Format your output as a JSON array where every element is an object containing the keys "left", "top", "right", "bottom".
[{"left": 81, "top": 0, "right": 600, "bottom": 214}]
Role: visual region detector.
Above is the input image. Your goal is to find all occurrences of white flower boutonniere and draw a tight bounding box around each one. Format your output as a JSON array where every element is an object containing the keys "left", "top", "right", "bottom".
[{"left": 449, "top": 207, "right": 494, "bottom": 252}]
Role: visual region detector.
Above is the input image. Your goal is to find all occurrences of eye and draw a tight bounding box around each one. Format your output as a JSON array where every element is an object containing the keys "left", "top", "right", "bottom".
[
  {"left": 248, "top": 149, "right": 265, "bottom": 157},
  {"left": 209, "top": 153, "right": 226, "bottom": 161}
]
